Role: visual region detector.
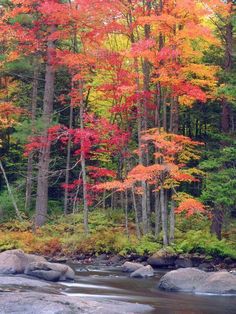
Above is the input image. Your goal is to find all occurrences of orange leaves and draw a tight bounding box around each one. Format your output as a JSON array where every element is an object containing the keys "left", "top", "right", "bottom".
[
  {"left": 175, "top": 198, "right": 205, "bottom": 217},
  {"left": 0, "top": 102, "right": 23, "bottom": 129}
]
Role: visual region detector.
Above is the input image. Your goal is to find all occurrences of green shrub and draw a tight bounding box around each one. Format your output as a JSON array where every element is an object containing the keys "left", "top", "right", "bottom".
[{"left": 175, "top": 230, "right": 236, "bottom": 258}]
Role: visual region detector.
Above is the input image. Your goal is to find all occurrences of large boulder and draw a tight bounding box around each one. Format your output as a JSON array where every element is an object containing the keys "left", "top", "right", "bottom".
[
  {"left": 148, "top": 248, "right": 177, "bottom": 268},
  {"left": 158, "top": 268, "right": 209, "bottom": 292},
  {"left": 0, "top": 291, "right": 153, "bottom": 314},
  {"left": 158, "top": 268, "right": 236, "bottom": 295},
  {"left": 0, "top": 249, "right": 46, "bottom": 274},
  {"left": 25, "top": 261, "right": 75, "bottom": 281},
  {"left": 130, "top": 265, "right": 154, "bottom": 278},
  {"left": 196, "top": 271, "right": 236, "bottom": 294},
  {"left": 122, "top": 261, "right": 143, "bottom": 273}
]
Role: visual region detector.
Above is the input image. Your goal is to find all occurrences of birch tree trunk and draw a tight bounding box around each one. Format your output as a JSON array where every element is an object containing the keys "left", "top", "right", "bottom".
[{"left": 0, "top": 161, "right": 22, "bottom": 220}]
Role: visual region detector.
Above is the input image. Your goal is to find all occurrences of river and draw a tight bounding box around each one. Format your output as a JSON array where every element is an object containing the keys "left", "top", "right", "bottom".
[{"left": 59, "top": 264, "right": 236, "bottom": 314}]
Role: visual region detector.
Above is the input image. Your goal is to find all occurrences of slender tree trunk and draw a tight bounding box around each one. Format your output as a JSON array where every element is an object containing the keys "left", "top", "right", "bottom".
[
  {"left": 169, "top": 197, "right": 175, "bottom": 243},
  {"left": 35, "top": 29, "right": 56, "bottom": 227},
  {"left": 170, "top": 97, "right": 179, "bottom": 133},
  {"left": 221, "top": 1, "right": 233, "bottom": 133},
  {"left": 0, "top": 161, "right": 22, "bottom": 220},
  {"left": 132, "top": 186, "right": 141, "bottom": 239},
  {"left": 160, "top": 188, "right": 168, "bottom": 246},
  {"left": 64, "top": 84, "right": 74, "bottom": 215},
  {"left": 125, "top": 190, "right": 129, "bottom": 238},
  {"left": 154, "top": 191, "right": 161, "bottom": 238},
  {"left": 79, "top": 81, "right": 89, "bottom": 235},
  {"left": 25, "top": 57, "right": 40, "bottom": 211}
]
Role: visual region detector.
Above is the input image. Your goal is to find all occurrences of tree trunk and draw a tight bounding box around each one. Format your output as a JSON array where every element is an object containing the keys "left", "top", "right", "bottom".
[
  {"left": 64, "top": 83, "right": 74, "bottom": 215},
  {"left": 132, "top": 186, "right": 141, "bottom": 239},
  {"left": 79, "top": 81, "right": 89, "bottom": 235},
  {"left": 160, "top": 188, "right": 168, "bottom": 246},
  {"left": 154, "top": 191, "right": 161, "bottom": 238},
  {"left": 169, "top": 198, "right": 175, "bottom": 243},
  {"left": 170, "top": 97, "right": 179, "bottom": 133},
  {"left": 221, "top": 1, "right": 233, "bottom": 133},
  {"left": 125, "top": 190, "right": 129, "bottom": 238},
  {"left": 0, "top": 161, "right": 22, "bottom": 220},
  {"left": 25, "top": 57, "right": 40, "bottom": 211},
  {"left": 35, "top": 30, "right": 56, "bottom": 227},
  {"left": 211, "top": 208, "right": 224, "bottom": 240}
]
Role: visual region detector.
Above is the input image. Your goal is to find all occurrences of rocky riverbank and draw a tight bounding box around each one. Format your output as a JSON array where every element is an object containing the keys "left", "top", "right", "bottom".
[
  {"left": 51, "top": 248, "right": 236, "bottom": 272},
  {"left": 0, "top": 284, "right": 152, "bottom": 314}
]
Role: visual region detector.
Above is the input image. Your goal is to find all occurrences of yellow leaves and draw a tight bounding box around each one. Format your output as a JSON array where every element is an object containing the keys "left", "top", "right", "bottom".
[{"left": 179, "top": 95, "right": 195, "bottom": 107}]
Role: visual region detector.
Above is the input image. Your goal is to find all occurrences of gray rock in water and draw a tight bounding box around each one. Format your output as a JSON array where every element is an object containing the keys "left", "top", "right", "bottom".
[
  {"left": 158, "top": 268, "right": 236, "bottom": 295},
  {"left": 158, "top": 268, "right": 209, "bottom": 292},
  {"left": 0, "top": 250, "right": 75, "bottom": 282},
  {"left": 122, "top": 261, "right": 143, "bottom": 273},
  {"left": 130, "top": 265, "right": 154, "bottom": 278},
  {"left": 0, "top": 249, "right": 46, "bottom": 274},
  {"left": 196, "top": 271, "right": 236, "bottom": 294},
  {"left": 0, "top": 291, "right": 153, "bottom": 314},
  {"left": 25, "top": 261, "right": 75, "bottom": 281}
]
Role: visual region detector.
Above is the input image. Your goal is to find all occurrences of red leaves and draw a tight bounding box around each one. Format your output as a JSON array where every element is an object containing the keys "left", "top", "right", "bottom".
[
  {"left": 87, "top": 166, "right": 116, "bottom": 179},
  {"left": 173, "top": 83, "right": 207, "bottom": 103}
]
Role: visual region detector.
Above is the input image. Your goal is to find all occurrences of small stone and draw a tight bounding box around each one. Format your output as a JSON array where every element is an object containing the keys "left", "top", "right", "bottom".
[{"left": 130, "top": 265, "right": 154, "bottom": 278}]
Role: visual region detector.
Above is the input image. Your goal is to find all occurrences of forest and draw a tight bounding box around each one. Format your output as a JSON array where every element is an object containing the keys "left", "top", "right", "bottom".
[{"left": 0, "top": 0, "right": 235, "bottom": 263}]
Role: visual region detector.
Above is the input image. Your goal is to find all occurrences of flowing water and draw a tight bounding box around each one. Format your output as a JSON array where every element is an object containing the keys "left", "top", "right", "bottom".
[{"left": 59, "top": 265, "right": 236, "bottom": 314}]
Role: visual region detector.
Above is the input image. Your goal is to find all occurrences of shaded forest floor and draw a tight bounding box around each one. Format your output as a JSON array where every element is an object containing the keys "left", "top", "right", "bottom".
[{"left": 0, "top": 209, "right": 236, "bottom": 267}]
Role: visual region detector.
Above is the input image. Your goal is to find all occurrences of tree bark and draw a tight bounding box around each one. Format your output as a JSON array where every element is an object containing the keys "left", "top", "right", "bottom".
[
  {"left": 0, "top": 161, "right": 22, "bottom": 220},
  {"left": 211, "top": 208, "right": 224, "bottom": 240},
  {"left": 79, "top": 80, "right": 89, "bottom": 235},
  {"left": 132, "top": 185, "right": 141, "bottom": 239},
  {"left": 221, "top": 1, "right": 233, "bottom": 133},
  {"left": 154, "top": 191, "right": 161, "bottom": 238},
  {"left": 160, "top": 188, "right": 168, "bottom": 246},
  {"left": 25, "top": 57, "right": 40, "bottom": 211},
  {"left": 64, "top": 83, "right": 74, "bottom": 215},
  {"left": 35, "top": 29, "right": 56, "bottom": 227},
  {"left": 169, "top": 197, "right": 175, "bottom": 243}
]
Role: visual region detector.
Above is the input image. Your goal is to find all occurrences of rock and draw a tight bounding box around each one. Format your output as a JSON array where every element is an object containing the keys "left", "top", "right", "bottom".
[
  {"left": 109, "top": 255, "right": 123, "bottom": 265},
  {"left": 0, "top": 249, "right": 46, "bottom": 274},
  {"left": 230, "top": 270, "right": 236, "bottom": 276},
  {"left": 47, "top": 257, "right": 68, "bottom": 264},
  {"left": 158, "top": 268, "right": 209, "bottom": 292},
  {"left": 121, "top": 261, "right": 143, "bottom": 272},
  {"left": 158, "top": 268, "right": 236, "bottom": 295},
  {"left": 175, "top": 255, "right": 192, "bottom": 268},
  {"left": 25, "top": 261, "right": 75, "bottom": 281},
  {"left": 148, "top": 249, "right": 177, "bottom": 268},
  {"left": 0, "top": 275, "right": 51, "bottom": 288},
  {"left": 199, "top": 262, "right": 214, "bottom": 272},
  {"left": 190, "top": 254, "right": 206, "bottom": 267},
  {"left": 196, "top": 271, "right": 236, "bottom": 294},
  {"left": 0, "top": 291, "right": 153, "bottom": 314},
  {"left": 130, "top": 265, "right": 154, "bottom": 278},
  {"left": 95, "top": 253, "right": 108, "bottom": 263}
]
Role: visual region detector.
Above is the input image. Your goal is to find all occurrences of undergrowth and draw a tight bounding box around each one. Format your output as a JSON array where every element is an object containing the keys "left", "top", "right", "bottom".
[{"left": 0, "top": 210, "right": 235, "bottom": 259}]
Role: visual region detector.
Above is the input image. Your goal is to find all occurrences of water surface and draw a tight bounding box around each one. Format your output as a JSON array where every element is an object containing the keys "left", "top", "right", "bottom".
[{"left": 61, "top": 265, "right": 236, "bottom": 314}]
